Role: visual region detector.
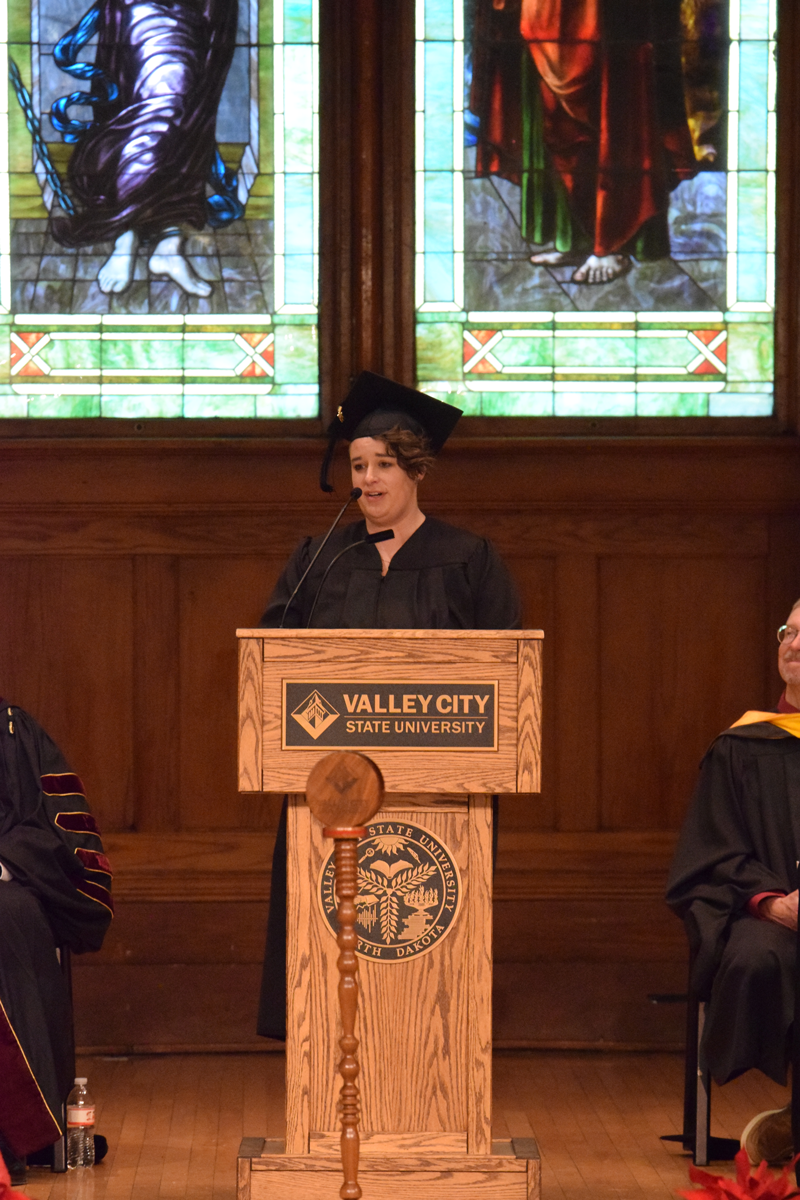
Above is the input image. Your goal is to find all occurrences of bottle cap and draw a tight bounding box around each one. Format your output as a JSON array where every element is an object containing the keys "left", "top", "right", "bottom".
[{"left": 74, "top": 1077, "right": 87, "bottom": 1085}]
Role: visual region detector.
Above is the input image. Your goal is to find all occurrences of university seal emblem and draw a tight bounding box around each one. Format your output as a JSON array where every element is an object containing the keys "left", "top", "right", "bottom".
[{"left": 318, "top": 820, "right": 462, "bottom": 962}]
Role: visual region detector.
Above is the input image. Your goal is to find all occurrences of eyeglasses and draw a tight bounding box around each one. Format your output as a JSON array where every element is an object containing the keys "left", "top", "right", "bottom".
[{"left": 778, "top": 625, "right": 800, "bottom": 644}]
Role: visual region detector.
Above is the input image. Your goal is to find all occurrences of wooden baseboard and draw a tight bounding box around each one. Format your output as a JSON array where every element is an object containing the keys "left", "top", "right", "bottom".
[
  {"left": 76, "top": 1039, "right": 685, "bottom": 1055},
  {"left": 76, "top": 1042, "right": 285, "bottom": 1055}
]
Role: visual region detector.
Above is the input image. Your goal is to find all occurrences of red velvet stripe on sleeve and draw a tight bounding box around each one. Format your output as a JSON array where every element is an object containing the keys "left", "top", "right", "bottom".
[
  {"left": 77, "top": 878, "right": 114, "bottom": 914},
  {"left": 55, "top": 811, "right": 102, "bottom": 837},
  {"left": 75, "top": 847, "right": 112, "bottom": 876},
  {"left": 41, "top": 773, "right": 86, "bottom": 797}
]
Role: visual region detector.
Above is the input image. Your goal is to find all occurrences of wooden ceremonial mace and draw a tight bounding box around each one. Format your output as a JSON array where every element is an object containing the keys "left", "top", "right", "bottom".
[{"left": 305, "top": 751, "right": 384, "bottom": 1200}]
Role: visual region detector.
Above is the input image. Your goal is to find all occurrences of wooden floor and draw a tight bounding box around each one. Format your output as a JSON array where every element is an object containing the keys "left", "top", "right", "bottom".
[{"left": 21, "top": 1052, "right": 790, "bottom": 1200}]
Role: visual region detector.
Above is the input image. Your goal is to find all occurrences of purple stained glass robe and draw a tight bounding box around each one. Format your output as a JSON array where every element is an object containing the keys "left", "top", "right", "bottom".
[{"left": 54, "top": 0, "right": 238, "bottom": 247}]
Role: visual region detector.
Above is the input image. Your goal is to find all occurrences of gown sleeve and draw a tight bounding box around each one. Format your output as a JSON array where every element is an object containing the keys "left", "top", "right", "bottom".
[
  {"left": 0, "top": 706, "right": 113, "bottom": 953},
  {"left": 467, "top": 538, "right": 522, "bottom": 629},
  {"left": 259, "top": 537, "right": 313, "bottom": 628}
]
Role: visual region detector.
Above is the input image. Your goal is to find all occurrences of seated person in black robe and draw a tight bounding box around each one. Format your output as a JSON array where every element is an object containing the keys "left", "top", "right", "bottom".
[
  {"left": 666, "top": 601, "right": 800, "bottom": 1166},
  {"left": 257, "top": 373, "right": 521, "bottom": 1038},
  {"left": 0, "top": 702, "right": 113, "bottom": 1177}
]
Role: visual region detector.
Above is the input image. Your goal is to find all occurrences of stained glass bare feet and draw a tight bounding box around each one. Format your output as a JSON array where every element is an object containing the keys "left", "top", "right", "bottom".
[
  {"left": 529, "top": 250, "right": 581, "bottom": 267},
  {"left": 148, "top": 233, "right": 212, "bottom": 297},
  {"left": 571, "top": 254, "right": 631, "bottom": 284},
  {"left": 98, "top": 230, "right": 138, "bottom": 295}
]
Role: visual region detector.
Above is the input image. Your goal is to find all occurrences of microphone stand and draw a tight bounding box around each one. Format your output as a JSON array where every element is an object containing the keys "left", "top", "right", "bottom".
[
  {"left": 305, "top": 530, "right": 394, "bottom": 628},
  {"left": 279, "top": 488, "right": 363, "bottom": 628}
]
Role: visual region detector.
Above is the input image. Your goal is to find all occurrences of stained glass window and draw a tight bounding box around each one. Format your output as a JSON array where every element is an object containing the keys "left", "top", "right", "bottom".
[
  {"left": 1, "top": 0, "right": 318, "bottom": 418},
  {"left": 416, "top": 0, "right": 776, "bottom": 417}
]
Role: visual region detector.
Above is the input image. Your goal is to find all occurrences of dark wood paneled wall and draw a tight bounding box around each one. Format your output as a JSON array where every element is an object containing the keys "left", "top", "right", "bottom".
[
  {"left": 2, "top": 437, "right": 800, "bottom": 1050},
  {"left": 2, "top": 0, "right": 800, "bottom": 1050}
]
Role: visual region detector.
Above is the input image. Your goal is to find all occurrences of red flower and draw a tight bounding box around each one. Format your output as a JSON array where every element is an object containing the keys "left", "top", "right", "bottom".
[
  {"left": 677, "top": 1149, "right": 800, "bottom": 1200},
  {"left": 0, "top": 1154, "right": 33, "bottom": 1200}
]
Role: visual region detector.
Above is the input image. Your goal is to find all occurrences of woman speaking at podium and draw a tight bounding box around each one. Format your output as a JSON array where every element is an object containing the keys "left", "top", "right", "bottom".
[{"left": 256, "top": 372, "right": 521, "bottom": 1038}]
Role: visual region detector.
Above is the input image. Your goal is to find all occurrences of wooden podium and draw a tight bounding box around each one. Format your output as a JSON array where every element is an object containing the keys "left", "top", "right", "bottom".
[{"left": 236, "top": 628, "right": 543, "bottom": 1200}]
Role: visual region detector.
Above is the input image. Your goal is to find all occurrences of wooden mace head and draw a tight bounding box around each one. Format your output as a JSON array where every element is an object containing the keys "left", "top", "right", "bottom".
[{"left": 305, "top": 752, "right": 384, "bottom": 833}]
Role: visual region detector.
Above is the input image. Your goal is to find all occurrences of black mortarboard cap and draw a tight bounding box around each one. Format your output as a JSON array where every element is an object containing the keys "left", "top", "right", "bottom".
[{"left": 320, "top": 372, "right": 463, "bottom": 492}]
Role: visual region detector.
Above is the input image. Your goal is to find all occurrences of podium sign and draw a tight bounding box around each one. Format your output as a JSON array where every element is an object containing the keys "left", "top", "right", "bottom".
[
  {"left": 236, "top": 628, "right": 543, "bottom": 1200},
  {"left": 238, "top": 629, "right": 542, "bottom": 794},
  {"left": 283, "top": 680, "right": 499, "bottom": 749}
]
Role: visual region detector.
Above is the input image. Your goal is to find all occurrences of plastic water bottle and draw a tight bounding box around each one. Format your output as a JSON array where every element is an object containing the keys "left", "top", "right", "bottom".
[{"left": 66, "top": 1077, "right": 95, "bottom": 1169}]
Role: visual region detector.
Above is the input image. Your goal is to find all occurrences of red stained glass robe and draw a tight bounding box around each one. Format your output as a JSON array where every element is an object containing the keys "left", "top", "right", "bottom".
[{"left": 472, "top": 0, "right": 697, "bottom": 257}]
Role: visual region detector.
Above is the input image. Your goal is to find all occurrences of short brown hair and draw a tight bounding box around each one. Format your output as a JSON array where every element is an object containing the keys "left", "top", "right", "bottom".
[{"left": 379, "top": 424, "right": 435, "bottom": 480}]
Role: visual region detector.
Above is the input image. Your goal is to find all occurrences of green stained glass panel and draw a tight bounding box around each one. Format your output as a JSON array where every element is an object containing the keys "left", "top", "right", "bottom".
[
  {"left": 256, "top": 387, "right": 317, "bottom": 417},
  {"left": 477, "top": 391, "right": 554, "bottom": 416},
  {"left": 100, "top": 393, "right": 184, "bottom": 418},
  {"left": 738, "top": 42, "right": 769, "bottom": 170},
  {"left": 417, "top": 321, "right": 463, "bottom": 379},
  {"left": 43, "top": 336, "right": 101, "bottom": 371},
  {"left": 424, "top": 0, "right": 454, "bottom": 41},
  {"left": 739, "top": 0, "right": 770, "bottom": 40},
  {"left": 425, "top": 253, "right": 456, "bottom": 304},
  {"left": 737, "top": 253, "right": 768, "bottom": 303},
  {"left": 554, "top": 335, "right": 635, "bottom": 371},
  {"left": 726, "top": 322, "right": 773, "bottom": 380},
  {"left": 27, "top": 394, "right": 101, "bottom": 417},
  {"left": 2, "top": 0, "right": 319, "bottom": 418},
  {"left": 709, "top": 393, "right": 773, "bottom": 415},
  {"left": 424, "top": 174, "right": 455, "bottom": 254},
  {"left": 415, "top": 0, "right": 777, "bottom": 418},
  {"left": 0, "top": 393, "right": 27, "bottom": 415},
  {"left": 102, "top": 337, "right": 183, "bottom": 374},
  {"left": 424, "top": 45, "right": 455, "bottom": 170},
  {"left": 555, "top": 392, "right": 637, "bottom": 417},
  {"left": 495, "top": 333, "right": 552, "bottom": 369},
  {"left": 634, "top": 393, "right": 709, "bottom": 416},
  {"left": 738, "top": 174, "right": 767, "bottom": 252},
  {"left": 275, "top": 322, "right": 317, "bottom": 381},
  {"left": 283, "top": 46, "right": 314, "bottom": 172},
  {"left": 283, "top": 0, "right": 313, "bottom": 43},
  {"left": 183, "top": 394, "right": 257, "bottom": 418}
]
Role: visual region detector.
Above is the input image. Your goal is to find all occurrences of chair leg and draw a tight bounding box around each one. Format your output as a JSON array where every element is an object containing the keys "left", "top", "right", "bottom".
[
  {"left": 681, "top": 987, "right": 700, "bottom": 1152},
  {"left": 52, "top": 947, "right": 75, "bottom": 1174},
  {"left": 695, "top": 1001, "right": 711, "bottom": 1166},
  {"left": 51, "top": 1107, "right": 67, "bottom": 1174}
]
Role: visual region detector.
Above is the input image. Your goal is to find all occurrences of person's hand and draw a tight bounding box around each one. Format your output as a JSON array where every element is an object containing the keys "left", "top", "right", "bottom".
[{"left": 759, "top": 891, "right": 799, "bottom": 931}]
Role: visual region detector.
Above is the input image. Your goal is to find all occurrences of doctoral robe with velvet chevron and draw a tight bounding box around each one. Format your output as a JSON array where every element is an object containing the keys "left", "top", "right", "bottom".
[{"left": 0, "top": 703, "right": 113, "bottom": 1158}]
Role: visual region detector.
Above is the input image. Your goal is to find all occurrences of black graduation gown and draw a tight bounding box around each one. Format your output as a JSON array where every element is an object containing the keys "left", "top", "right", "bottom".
[
  {"left": 261, "top": 516, "right": 522, "bottom": 630},
  {"left": 666, "top": 722, "right": 800, "bottom": 1085},
  {"left": 0, "top": 702, "right": 113, "bottom": 1157},
  {"left": 256, "top": 516, "right": 521, "bottom": 1038}
]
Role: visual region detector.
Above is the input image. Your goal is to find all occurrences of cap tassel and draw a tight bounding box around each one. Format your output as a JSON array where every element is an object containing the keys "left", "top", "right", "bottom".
[{"left": 319, "top": 423, "right": 339, "bottom": 492}]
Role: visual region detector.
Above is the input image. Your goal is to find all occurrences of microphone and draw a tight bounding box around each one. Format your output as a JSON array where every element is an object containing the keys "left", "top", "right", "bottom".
[
  {"left": 278, "top": 488, "right": 363, "bottom": 628},
  {"left": 305, "top": 529, "right": 394, "bottom": 628}
]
